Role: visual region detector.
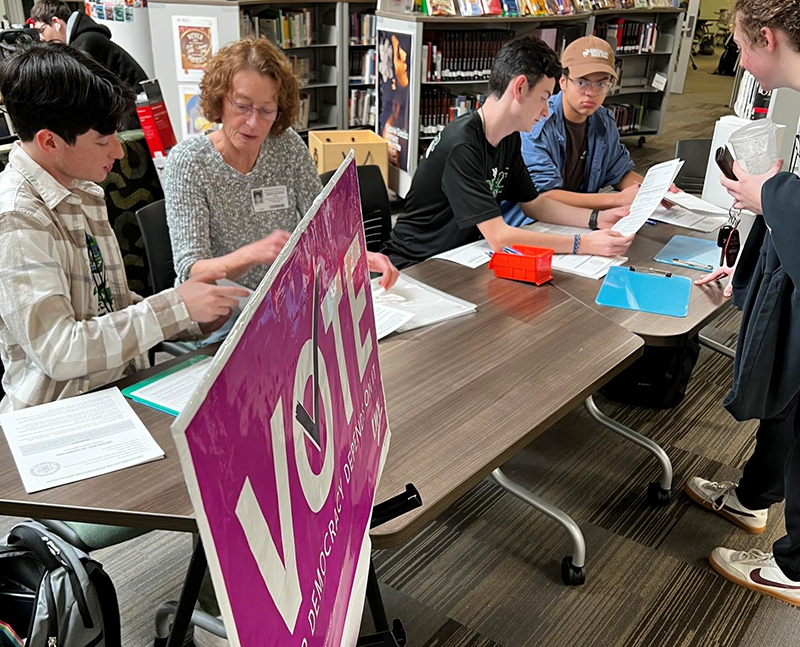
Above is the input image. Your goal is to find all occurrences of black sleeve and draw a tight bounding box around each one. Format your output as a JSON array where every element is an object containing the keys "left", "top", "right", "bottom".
[
  {"left": 762, "top": 172, "right": 800, "bottom": 284},
  {"left": 503, "top": 145, "right": 539, "bottom": 205},
  {"left": 441, "top": 142, "right": 505, "bottom": 229}
]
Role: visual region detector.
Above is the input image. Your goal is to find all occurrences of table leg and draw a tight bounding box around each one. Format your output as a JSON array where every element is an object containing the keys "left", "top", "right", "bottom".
[
  {"left": 584, "top": 396, "right": 673, "bottom": 505},
  {"left": 366, "top": 557, "right": 390, "bottom": 632},
  {"left": 699, "top": 334, "right": 735, "bottom": 359},
  {"left": 491, "top": 467, "right": 586, "bottom": 586},
  {"left": 163, "top": 539, "right": 208, "bottom": 647}
]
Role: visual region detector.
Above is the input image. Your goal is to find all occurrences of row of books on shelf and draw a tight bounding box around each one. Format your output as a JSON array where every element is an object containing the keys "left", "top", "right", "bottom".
[
  {"left": 294, "top": 93, "right": 312, "bottom": 131},
  {"left": 421, "top": 30, "right": 512, "bottom": 82},
  {"left": 387, "top": 0, "right": 678, "bottom": 17},
  {"left": 733, "top": 70, "right": 771, "bottom": 120},
  {"left": 287, "top": 55, "right": 313, "bottom": 86},
  {"left": 349, "top": 49, "right": 376, "bottom": 85},
  {"left": 594, "top": 19, "right": 659, "bottom": 54},
  {"left": 240, "top": 8, "right": 316, "bottom": 49},
  {"left": 609, "top": 103, "right": 645, "bottom": 134},
  {"left": 350, "top": 12, "right": 376, "bottom": 45},
  {"left": 532, "top": 24, "right": 584, "bottom": 56},
  {"left": 348, "top": 88, "right": 376, "bottom": 127},
  {"left": 420, "top": 87, "right": 486, "bottom": 134}
]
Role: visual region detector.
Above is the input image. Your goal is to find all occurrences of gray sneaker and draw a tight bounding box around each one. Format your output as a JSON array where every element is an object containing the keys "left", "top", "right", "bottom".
[{"left": 684, "top": 477, "right": 768, "bottom": 534}]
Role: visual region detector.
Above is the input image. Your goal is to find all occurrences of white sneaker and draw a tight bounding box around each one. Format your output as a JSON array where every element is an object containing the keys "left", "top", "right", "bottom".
[
  {"left": 192, "top": 625, "right": 228, "bottom": 647},
  {"left": 684, "top": 477, "right": 768, "bottom": 533},
  {"left": 710, "top": 547, "right": 800, "bottom": 607}
]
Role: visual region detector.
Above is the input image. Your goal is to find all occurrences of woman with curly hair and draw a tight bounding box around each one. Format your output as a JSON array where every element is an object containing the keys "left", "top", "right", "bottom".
[{"left": 164, "top": 38, "right": 397, "bottom": 297}]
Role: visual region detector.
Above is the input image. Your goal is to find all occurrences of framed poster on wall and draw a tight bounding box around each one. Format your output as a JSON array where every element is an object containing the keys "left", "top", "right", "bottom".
[{"left": 172, "top": 15, "right": 219, "bottom": 81}]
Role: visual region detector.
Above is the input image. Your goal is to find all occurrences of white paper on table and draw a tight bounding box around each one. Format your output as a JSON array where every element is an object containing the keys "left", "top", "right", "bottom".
[
  {"left": 612, "top": 159, "right": 685, "bottom": 236},
  {"left": 662, "top": 191, "right": 728, "bottom": 215},
  {"left": 0, "top": 388, "right": 164, "bottom": 493},
  {"left": 373, "top": 304, "right": 415, "bottom": 340},
  {"left": 371, "top": 274, "right": 476, "bottom": 332},
  {"left": 650, "top": 205, "right": 727, "bottom": 233},
  {"left": 431, "top": 240, "right": 493, "bottom": 268},
  {"left": 127, "top": 357, "right": 214, "bottom": 415},
  {"left": 217, "top": 278, "right": 253, "bottom": 311}
]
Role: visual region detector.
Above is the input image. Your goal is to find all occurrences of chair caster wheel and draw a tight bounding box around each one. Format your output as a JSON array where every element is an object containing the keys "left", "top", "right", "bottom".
[
  {"left": 561, "top": 556, "right": 585, "bottom": 586},
  {"left": 647, "top": 482, "right": 671, "bottom": 506}
]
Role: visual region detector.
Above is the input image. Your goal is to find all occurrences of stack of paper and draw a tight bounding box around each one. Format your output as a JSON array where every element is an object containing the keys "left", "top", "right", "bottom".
[
  {"left": 371, "top": 274, "right": 476, "bottom": 334},
  {"left": 523, "top": 222, "right": 626, "bottom": 280},
  {"left": 612, "top": 158, "right": 685, "bottom": 236},
  {"left": 431, "top": 240, "right": 493, "bottom": 268},
  {"left": 0, "top": 388, "right": 164, "bottom": 493},
  {"left": 123, "top": 356, "right": 214, "bottom": 416}
]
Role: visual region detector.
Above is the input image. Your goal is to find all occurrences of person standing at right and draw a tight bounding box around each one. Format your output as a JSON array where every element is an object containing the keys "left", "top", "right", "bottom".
[{"left": 686, "top": 0, "right": 800, "bottom": 605}]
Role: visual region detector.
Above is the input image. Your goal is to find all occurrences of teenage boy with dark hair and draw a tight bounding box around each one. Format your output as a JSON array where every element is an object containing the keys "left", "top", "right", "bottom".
[
  {"left": 503, "top": 36, "right": 644, "bottom": 226},
  {"left": 686, "top": 0, "right": 800, "bottom": 605},
  {"left": 0, "top": 42, "right": 247, "bottom": 412},
  {"left": 381, "top": 35, "right": 634, "bottom": 269},
  {"left": 29, "top": 0, "right": 148, "bottom": 93}
]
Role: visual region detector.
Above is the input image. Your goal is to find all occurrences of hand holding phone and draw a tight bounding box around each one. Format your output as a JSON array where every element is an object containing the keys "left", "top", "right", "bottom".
[{"left": 715, "top": 146, "right": 738, "bottom": 181}]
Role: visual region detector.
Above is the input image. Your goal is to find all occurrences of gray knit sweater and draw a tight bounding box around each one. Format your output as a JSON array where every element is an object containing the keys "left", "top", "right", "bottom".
[{"left": 163, "top": 129, "right": 323, "bottom": 290}]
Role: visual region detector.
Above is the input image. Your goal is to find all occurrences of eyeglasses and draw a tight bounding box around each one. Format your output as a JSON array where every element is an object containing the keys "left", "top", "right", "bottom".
[
  {"left": 227, "top": 97, "right": 280, "bottom": 122},
  {"left": 566, "top": 76, "right": 614, "bottom": 94}
]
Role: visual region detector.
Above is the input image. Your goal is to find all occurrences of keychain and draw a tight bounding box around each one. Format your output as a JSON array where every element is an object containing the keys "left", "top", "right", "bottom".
[{"left": 717, "top": 209, "right": 742, "bottom": 268}]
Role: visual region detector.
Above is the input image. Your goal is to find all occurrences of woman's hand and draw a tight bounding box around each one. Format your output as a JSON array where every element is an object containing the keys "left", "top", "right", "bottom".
[
  {"left": 720, "top": 160, "right": 782, "bottom": 214},
  {"left": 367, "top": 251, "right": 399, "bottom": 289},
  {"left": 695, "top": 265, "right": 735, "bottom": 298},
  {"left": 246, "top": 230, "right": 292, "bottom": 266}
]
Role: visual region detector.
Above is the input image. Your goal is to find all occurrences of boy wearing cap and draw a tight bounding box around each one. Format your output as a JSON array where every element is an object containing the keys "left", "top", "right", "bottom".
[{"left": 503, "top": 36, "right": 643, "bottom": 227}]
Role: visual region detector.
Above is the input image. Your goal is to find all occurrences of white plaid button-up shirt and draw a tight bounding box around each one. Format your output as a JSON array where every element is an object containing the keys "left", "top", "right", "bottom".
[{"left": 0, "top": 144, "right": 196, "bottom": 411}]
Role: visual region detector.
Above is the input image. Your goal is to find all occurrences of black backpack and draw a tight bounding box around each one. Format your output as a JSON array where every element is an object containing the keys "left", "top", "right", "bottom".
[
  {"left": 715, "top": 36, "right": 739, "bottom": 76},
  {"left": 0, "top": 522, "right": 121, "bottom": 647},
  {"left": 600, "top": 334, "right": 701, "bottom": 409}
]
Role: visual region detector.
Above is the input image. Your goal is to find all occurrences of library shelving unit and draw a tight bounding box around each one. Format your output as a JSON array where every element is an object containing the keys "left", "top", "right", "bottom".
[
  {"left": 375, "top": 10, "right": 593, "bottom": 197},
  {"left": 149, "top": 0, "right": 346, "bottom": 142},
  {"left": 344, "top": 1, "right": 379, "bottom": 129},
  {"left": 590, "top": 7, "right": 682, "bottom": 147}
]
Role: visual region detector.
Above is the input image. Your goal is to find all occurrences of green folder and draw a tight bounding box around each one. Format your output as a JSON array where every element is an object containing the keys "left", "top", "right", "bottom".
[{"left": 122, "top": 355, "right": 212, "bottom": 416}]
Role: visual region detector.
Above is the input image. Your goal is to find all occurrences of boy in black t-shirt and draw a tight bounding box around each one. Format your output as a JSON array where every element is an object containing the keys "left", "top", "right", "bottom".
[{"left": 381, "top": 35, "right": 634, "bottom": 269}]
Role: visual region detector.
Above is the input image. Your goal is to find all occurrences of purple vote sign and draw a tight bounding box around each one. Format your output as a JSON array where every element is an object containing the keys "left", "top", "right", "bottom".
[{"left": 172, "top": 155, "right": 390, "bottom": 647}]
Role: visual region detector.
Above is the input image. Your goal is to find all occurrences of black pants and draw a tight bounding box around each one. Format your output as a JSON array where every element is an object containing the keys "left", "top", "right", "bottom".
[{"left": 736, "top": 392, "right": 800, "bottom": 580}]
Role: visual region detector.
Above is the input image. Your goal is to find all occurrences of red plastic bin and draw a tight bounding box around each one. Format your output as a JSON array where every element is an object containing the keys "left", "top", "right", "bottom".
[{"left": 488, "top": 245, "right": 554, "bottom": 286}]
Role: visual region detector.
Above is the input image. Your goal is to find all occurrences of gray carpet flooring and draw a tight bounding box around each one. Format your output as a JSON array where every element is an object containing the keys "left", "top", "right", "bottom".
[{"left": 4, "top": 50, "right": 795, "bottom": 647}]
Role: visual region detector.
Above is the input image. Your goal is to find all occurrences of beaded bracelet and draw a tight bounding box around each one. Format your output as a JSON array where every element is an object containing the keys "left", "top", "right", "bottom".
[{"left": 573, "top": 234, "right": 581, "bottom": 254}]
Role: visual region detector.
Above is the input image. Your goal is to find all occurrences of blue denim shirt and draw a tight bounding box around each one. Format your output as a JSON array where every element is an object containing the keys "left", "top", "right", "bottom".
[{"left": 502, "top": 94, "right": 635, "bottom": 226}]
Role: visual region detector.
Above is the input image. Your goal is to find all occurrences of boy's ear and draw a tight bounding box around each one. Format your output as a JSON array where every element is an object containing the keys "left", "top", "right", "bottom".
[
  {"left": 34, "top": 129, "right": 60, "bottom": 156},
  {"left": 510, "top": 74, "right": 528, "bottom": 101}
]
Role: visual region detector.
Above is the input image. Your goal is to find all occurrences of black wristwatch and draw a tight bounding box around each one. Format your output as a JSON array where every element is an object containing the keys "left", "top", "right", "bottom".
[{"left": 588, "top": 209, "right": 600, "bottom": 230}]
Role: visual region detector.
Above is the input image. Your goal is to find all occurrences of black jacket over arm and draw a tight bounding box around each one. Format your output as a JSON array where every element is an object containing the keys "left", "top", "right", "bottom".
[{"left": 726, "top": 172, "right": 800, "bottom": 421}]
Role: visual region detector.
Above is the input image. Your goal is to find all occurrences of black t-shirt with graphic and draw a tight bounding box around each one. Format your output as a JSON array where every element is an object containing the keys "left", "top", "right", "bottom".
[
  {"left": 381, "top": 111, "right": 539, "bottom": 268},
  {"left": 563, "top": 117, "right": 588, "bottom": 192}
]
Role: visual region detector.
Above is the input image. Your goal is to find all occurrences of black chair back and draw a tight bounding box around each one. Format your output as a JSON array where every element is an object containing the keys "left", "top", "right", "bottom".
[
  {"left": 135, "top": 199, "right": 176, "bottom": 293},
  {"left": 319, "top": 165, "right": 392, "bottom": 252},
  {"left": 674, "top": 139, "right": 713, "bottom": 194}
]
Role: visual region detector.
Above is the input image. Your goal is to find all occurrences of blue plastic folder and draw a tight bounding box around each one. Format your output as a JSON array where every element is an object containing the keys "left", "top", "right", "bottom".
[
  {"left": 122, "top": 355, "right": 211, "bottom": 416},
  {"left": 596, "top": 266, "right": 692, "bottom": 318},
  {"left": 654, "top": 235, "right": 719, "bottom": 273}
]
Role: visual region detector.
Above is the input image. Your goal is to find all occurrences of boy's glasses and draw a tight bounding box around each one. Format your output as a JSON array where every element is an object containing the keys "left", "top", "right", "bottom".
[{"left": 566, "top": 76, "right": 614, "bottom": 94}]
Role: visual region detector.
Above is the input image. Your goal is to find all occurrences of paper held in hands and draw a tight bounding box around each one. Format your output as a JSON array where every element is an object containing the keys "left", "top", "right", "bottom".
[
  {"left": 612, "top": 158, "right": 685, "bottom": 237},
  {"left": 0, "top": 388, "right": 165, "bottom": 493}
]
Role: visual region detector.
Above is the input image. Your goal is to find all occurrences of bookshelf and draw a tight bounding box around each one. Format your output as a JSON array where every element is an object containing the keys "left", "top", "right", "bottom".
[
  {"left": 344, "top": 2, "right": 379, "bottom": 128},
  {"left": 591, "top": 7, "right": 682, "bottom": 145}
]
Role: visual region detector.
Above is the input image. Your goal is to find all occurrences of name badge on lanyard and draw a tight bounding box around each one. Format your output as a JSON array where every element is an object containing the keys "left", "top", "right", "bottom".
[{"left": 252, "top": 186, "right": 290, "bottom": 212}]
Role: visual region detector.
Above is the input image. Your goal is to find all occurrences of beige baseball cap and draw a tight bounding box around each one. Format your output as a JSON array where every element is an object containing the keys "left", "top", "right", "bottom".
[{"left": 561, "top": 36, "right": 617, "bottom": 79}]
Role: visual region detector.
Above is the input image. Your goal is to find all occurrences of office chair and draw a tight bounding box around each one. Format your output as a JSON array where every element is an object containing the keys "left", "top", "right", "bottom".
[
  {"left": 135, "top": 199, "right": 192, "bottom": 364},
  {"left": 674, "top": 139, "right": 712, "bottom": 194},
  {"left": 320, "top": 165, "right": 392, "bottom": 252}
]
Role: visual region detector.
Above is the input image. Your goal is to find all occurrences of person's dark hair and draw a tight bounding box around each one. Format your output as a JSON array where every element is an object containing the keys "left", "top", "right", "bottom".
[
  {"left": 29, "top": 0, "right": 71, "bottom": 24},
  {"left": 0, "top": 42, "right": 135, "bottom": 144},
  {"left": 488, "top": 35, "right": 562, "bottom": 98}
]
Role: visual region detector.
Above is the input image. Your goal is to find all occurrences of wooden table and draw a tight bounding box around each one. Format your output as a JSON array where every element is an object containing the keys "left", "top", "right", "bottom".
[{"left": 0, "top": 260, "right": 643, "bottom": 588}]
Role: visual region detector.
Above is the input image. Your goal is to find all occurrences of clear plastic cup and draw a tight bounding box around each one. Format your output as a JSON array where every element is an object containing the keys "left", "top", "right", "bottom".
[{"left": 728, "top": 119, "right": 778, "bottom": 175}]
